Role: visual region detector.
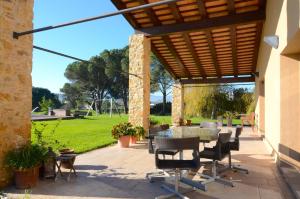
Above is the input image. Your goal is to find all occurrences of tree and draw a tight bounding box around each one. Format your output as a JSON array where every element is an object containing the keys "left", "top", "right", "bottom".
[
  {"left": 39, "top": 96, "right": 54, "bottom": 113},
  {"left": 32, "top": 87, "right": 61, "bottom": 109},
  {"left": 60, "top": 83, "right": 83, "bottom": 109},
  {"left": 88, "top": 55, "right": 110, "bottom": 113},
  {"left": 150, "top": 54, "right": 174, "bottom": 115},
  {"left": 103, "top": 47, "right": 129, "bottom": 113},
  {"left": 184, "top": 85, "right": 253, "bottom": 118},
  {"left": 101, "top": 47, "right": 129, "bottom": 113},
  {"left": 63, "top": 56, "right": 109, "bottom": 114}
]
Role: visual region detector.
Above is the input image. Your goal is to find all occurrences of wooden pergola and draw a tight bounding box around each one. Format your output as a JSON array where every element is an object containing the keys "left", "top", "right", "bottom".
[{"left": 111, "top": 0, "right": 266, "bottom": 84}]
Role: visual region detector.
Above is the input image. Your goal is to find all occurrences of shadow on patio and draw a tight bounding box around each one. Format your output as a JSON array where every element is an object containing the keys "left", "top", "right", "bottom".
[{"left": 6, "top": 127, "right": 293, "bottom": 199}]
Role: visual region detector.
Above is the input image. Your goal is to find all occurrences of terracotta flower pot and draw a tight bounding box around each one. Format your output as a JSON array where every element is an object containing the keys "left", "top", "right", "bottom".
[
  {"left": 179, "top": 118, "right": 184, "bottom": 126},
  {"left": 130, "top": 136, "right": 138, "bottom": 144},
  {"left": 118, "top": 135, "right": 130, "bottom": 148},
  {"left": 186, "top": 120, "right": 192, "bottom": 126},
  {"left": 227, "top": 118, "right": 233, "bottom": 127},
  {"left": 59, "top": 148, "right": 74, "bottom": 154},
  {"left": 14, "top": 166, "right": 40, "bottom": 189}
]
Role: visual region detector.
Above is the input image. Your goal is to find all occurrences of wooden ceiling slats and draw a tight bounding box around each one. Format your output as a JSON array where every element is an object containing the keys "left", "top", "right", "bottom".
[{"left": 111, "top": 0, "right": 265, "bottom": 81}]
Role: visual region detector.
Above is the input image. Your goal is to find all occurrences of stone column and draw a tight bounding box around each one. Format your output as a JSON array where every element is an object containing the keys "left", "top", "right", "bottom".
[
  {"left": 128, "top": 34, "right": 150, "bottom": 133},
  {"left": 0, "top": 0, "right": 33, "bottom": 188},
  {"left": 172, "top": 82, "right": 184, "bottom": 125}
]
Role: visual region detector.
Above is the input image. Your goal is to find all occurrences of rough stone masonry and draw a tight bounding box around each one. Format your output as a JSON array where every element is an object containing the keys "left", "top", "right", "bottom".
[
  {"left": 0, "top": 0, "right": 33, "bottom": 187},
  {"left": 128, "top": 34, "right": 150, "bottom": 133}
]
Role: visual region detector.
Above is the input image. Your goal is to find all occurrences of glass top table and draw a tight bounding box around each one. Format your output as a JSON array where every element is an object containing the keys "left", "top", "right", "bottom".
[
  {"left": 156, "top": 126, "right": 221, "bottom": 142},
  {"left": 150, "top": 126, "right": 221, "bottom": 191}
]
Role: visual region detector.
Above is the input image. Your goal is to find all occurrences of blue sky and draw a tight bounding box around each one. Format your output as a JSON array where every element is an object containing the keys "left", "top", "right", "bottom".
[{"left": 33, "top": 0, "right": 134, "bottom": 93}]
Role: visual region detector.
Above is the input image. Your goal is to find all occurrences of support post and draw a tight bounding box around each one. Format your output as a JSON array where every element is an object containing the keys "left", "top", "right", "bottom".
[
  {"left": 110, "top": 98, "right": 113, "bottom": 118},
  {"left": 172, "top": 82, "right": 184, "bottom": 125},
  {"left": 128, "top": 34, "right": 150, "bottom": 133}
]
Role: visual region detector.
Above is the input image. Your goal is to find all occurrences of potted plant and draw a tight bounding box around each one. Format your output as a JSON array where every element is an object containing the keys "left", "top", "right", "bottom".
[
  {"left": 149, "top": 117, "right": 159, "bottom": 128},
  {"left": 223, "top": 111, "right": 237, "bottom": 127},
  {"left": 111, "top": 122, "right": 135, "bottom": 148},
  {"left": 185, "top": 117, "right": 192, "bottom": 126},
  {"left": 180, "top": 118, "right": 185, "bottom": 126},
  {"left": 5, "top": 144, "right": 48, "bottom": 189},
  {"left": 32, "top": 120, "right": 64, "bottom": 179},
  {"left": 133, "top": 126, "right": 145, "bottom": 143},
  {"left": 160, "top": 124, "right": 170, "bottom": 130}
]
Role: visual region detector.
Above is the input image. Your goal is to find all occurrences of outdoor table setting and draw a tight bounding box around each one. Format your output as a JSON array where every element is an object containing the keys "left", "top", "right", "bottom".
[{"left": 153, "top": 125, "right": 221, "bottom": 191}]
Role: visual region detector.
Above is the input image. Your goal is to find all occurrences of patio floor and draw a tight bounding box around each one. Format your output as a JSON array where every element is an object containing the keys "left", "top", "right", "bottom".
[{"left": 6, "top": 127, "right": 294, "bottom": 199}]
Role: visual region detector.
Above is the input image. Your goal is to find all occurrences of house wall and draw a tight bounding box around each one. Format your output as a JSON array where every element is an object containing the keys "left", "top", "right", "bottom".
[
  {"left": 0, "top": 0, "right": 34, "bottom": 187},
  {"left": 255, "top": 0, "right": 300, "bottom": 167}
]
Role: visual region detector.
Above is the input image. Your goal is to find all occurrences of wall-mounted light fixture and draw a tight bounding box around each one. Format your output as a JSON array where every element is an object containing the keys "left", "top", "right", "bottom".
[{"left": 264, "top": 35, "right": 279, "bottom": 49}]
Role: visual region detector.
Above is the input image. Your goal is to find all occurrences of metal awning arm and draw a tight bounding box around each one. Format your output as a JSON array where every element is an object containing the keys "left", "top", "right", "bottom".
[{"left": 13, "top": 0, "right": 180, "bottom": 39}]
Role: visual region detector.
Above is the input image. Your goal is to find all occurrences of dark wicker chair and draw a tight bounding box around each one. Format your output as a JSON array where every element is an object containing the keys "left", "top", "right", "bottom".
[
  {"left": 199, "top": 131, "right": 234, "bottom": 187},
  {"left": 146, "top": 126, "right": 179, "bottom": 182},
  {"left": 154, "top": 137, "right": 200, "bottom": 199}
]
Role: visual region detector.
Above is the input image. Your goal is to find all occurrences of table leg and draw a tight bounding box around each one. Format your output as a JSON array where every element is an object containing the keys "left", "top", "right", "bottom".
[
  {"left": 55, "top": 161, "right": 63, "bottom": 181},
  {"left": 179, "top": 151, "right": 183, "bottom": 179}
]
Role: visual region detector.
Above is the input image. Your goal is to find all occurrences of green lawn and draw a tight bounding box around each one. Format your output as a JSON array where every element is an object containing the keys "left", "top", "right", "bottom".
[
  {"left": 31, "top": 115, "right": 128, "bottom": 154},
  {"left": 31, "top": 114, "right": 241, "bottom": 154}
]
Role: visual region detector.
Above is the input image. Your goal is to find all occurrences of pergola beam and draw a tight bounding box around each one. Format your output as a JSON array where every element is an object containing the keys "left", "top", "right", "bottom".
[
  {"left": 183, "top": 34, "right": 207, "bottom": 78},
  {"left": 151, "top": 44, "right": 178, "bottom": 79},
  {"left": 230, "top": 27, "right": 238, "bottom": 77},
  {"left": 135, "top": 10, "right": 265, "bottom": 36},
  {"left": 252, "top": 21, "right": 263, "bottom": 72},
  {"left": 206, "top": 31, "right": 221, "bottom": 77},
  {"left": 227, "top": 0, "right": 235, "bottom": 14},
  {"left": 180, "top": 76, "right": 255, "bottom": 84},
  {"left": 138, "top": 0, "right": 191, "bottom": 78},
  {"left": 162, "top": 36, "right": 191, "bottom": 78},
  {"left": 196, "top": 0, "right": 207, "bottom": 18},
  {"left": 168, "top": 2, "right": 206, "bottom": 78}
]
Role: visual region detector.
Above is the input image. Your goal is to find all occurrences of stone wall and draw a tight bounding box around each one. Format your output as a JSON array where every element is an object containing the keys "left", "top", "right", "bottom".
[
  {"left": 172, "top": 82, "right": 184, "bottom": 125},
  {"left": 128, "top": 34, "right": 150, "bottom": 133},
  {"left": 0, "top": 0, "right": 33, "bottom": 187}
]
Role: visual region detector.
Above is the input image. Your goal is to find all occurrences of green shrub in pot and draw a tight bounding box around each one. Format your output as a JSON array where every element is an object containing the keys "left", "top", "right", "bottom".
[
  {"left": 111, "top": 122, "right": 136, "bottom": 147},
  {"left": 134, "top": 126, "right": 145, "bottom": 140},
  {"left": 5, "top": 144, "right": 48, "bottom": 189},
  {"left": 223, "top": 111, "right": 238, "bottom": 127}
]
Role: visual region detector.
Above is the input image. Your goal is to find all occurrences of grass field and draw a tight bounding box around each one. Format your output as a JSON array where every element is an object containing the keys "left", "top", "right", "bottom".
[{"left": 31, "top": 114, "right": 241, "bottom": 154}]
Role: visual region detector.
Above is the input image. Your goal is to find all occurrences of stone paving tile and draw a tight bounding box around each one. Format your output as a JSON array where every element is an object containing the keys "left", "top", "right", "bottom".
[
  {"left": 279, "top": 161, "right": 300, "bottom": 199},
  {"left": 5, "top": 127, "right": 295, "bottom": 199}
]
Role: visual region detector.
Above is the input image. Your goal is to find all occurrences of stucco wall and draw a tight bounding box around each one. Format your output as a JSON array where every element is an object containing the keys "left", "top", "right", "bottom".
[
  {"left": 280, "top": 54, "right": 300, "bottom": 166},
  {"left": 0, "top": 0, "right": 33, "bottom": 187},
  {"left": 255, "top": 0, "right": 300, "bottom": 167}
]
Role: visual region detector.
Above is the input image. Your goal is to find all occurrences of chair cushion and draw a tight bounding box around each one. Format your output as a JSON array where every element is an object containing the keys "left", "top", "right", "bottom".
[
  {"left": 199, "top": 150, "right": 215, "bottom": 159},
  {"left": 229, "top": 141, "right": 239, "bottom": 151},
  {"left": 157, "top": 150, "right": 179, "bottom": 156},
  {"left": 199, "top": 149, "right": 228, "bottom": 161}
]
